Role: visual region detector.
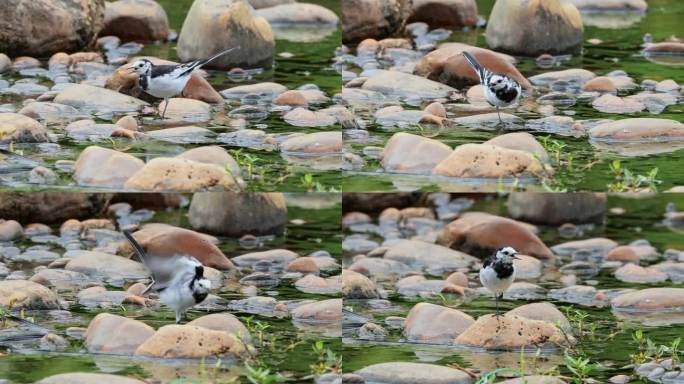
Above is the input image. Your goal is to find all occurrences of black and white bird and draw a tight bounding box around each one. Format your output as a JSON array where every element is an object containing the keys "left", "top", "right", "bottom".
[
  {"left": 462, "top": 51, "right": 522, "bottom": 125},
  {"left": 123, "top": 230, "right": 211, "bottom": 324},
  {"left": 128, "top": 47, "right": 237, "bottom": 119},
  {"left": 479, "top": 246, "right": 519, "bottom": 317}
]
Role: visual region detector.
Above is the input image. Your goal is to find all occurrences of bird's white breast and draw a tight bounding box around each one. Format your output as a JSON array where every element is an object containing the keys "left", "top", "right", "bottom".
[
  {"left": 145, "top": 74, "right": 191, "bottom": 99},
  {"left": 479, "top": 266, "right": 516, "bottom": 295}
]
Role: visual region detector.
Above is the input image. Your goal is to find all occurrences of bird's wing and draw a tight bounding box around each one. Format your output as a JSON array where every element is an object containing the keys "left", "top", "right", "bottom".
[
  {"left": 462, "top": 51, "right": 492, "bottom": 84},
  {"left": 174, "top": 47, "right": 239, "bottom": 78},
  {"left": 150, "top": 255, "right": 203, "bottom": 288},
  {"left": 150, "top": 64, "right": 183, "bottom": 78}
]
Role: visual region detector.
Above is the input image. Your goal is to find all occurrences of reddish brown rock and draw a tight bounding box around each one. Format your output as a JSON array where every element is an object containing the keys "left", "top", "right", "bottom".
[
  {"left": 437, "top": 212, "right": 553, "bottom": 259},
  {"left": 432, "top": 144, "right": 546, "bottom": 178},
  {"left": 286, "top": 257, "right": 321, "bottom": 274},
  {"left": 415, "top": 44, "right": 531, "bottom": 89},
  {"left": 121, "top": 224, "right": 235, "bottom": 270}
]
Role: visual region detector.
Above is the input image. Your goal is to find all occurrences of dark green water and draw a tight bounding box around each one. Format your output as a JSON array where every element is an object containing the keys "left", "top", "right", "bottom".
[
  {"left": 0, "top": 196, "right": 342, "bottom": 383},
  {"left": 342, "top": 0, "right": 684, "bottom": 193},
  {"left": 343, "top": 193, "right": 684, "bottom": 381}
]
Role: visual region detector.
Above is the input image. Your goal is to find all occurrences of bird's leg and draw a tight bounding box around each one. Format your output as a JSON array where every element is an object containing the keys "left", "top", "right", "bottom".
[
  {"left": 175, "top": 310, "right": 182, "bottom": 324},
  {"left": 496, "top": 106, "right": 503, "bottom": 126},
  {"left": 494, "top": 293, "right": 503, "bottom": 317},
  {"left": 160, "top": 98, "right": 169, "bottom": 120}
]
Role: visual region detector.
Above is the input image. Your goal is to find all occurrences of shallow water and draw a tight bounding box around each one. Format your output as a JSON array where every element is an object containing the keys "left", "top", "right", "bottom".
[
  {"left": 342, "top": 0, "right": 684, "bottom": 192},
  {"left": 0, "top": 195, "right": 342, "bottom": 383},
  {"left": 342, "top": 193, "right": 684, "bottom": 382},
  {"left": 0, "top": 0, "right": 342, "bottom": 192}
]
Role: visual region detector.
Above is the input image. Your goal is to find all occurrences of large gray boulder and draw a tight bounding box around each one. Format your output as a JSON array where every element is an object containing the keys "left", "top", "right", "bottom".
[
  {"left": 177, "top": 0, "right": 275, "bottom": 69},
  {"left": 0, "top": 0, "right": 105, "bottom": 57}
]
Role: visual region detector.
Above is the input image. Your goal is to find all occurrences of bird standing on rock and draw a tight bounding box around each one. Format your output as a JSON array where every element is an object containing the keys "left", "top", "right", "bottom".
[
  {"left": 123, "top": 230, "right": 211, "bottom": 324},
  {"left": 127, "top": 47, "right": 237, "bottom": 119},
  {"left": 479, "top": 246, "right": 519, "bottom": 317},
  {"left": 462, "top": 51, "right": 522, "bottom": 125}
]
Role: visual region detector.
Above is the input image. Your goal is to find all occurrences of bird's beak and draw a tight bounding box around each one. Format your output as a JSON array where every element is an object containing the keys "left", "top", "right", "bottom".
[
  {"left": 127, "top": 68, "right": 136, "bottom": 74},
  {"left": 512, "top": 254, "right": 520, "bottom": 260}
]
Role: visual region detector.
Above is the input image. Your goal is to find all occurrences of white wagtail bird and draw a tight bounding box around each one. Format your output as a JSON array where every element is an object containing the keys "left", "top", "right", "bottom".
[
  {"left": 479, "top": 246, "right": 519, "bottom": 317},
  {"left": 128, "top": 47, "right": 237, "bottom": 119},
  {"left": 462, "top": 51, "right": 522, "bottom": 125},
  {"left": 123, "top": 230, "right": 211, "bottom": 324}
]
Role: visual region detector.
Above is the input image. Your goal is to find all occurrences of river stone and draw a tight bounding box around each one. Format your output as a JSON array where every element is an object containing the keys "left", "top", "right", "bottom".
[
  {"left": 0, "top": 0, "right": 105, "bottom": 57},
  {"left": 287, "top": 257, "right": 320, "bottom": 274},
  {"left": 381, "top": 132, "right": 452, "bottom": 174},
  {"left": 187, "top": 313, "right": 251, "bottom": 342},
  {"left": 280, "top": 131, "right": 342, "bottom": 152},
  {"left": 177, "top": 0, "right": 275, "bottom": 69},
  {"left": 256, "top": 3, "right": 338, "bottom": 25},
  {"left": 432, "top": 144, "right": 546, "bottom": 178},
  {"left": 189, "top": 192, "right": 287, "bottom": 236},
  {"left": 0, "top": 220, "right": 23, "bottom": 241},
  {"left": 614, "top": 264, "right": 669, "bottom": 283},
  {"left": 513, "top": 255, "right": 543, "bottom": 279},
  {"left": 73, "top": 146, "right": 144, "bottom": 188},
  {"left": 124, "top": 158, "right": 240, "bottom": 192},
  {"left": 0, "top": 113, "right": 49, "bottom": 143},
  {"left": 84, "top": 313, "right": 155, "bottom": 354},
  {"left": 342, "top": 269, "right": 378, "bottom": 299},
  {"left": 403, "top": 302, "right": 474, "bottom": 344},
  {"left": 65, "top": 251, "right": 149, "bottom": 286},
  {"left": 592, "top": 94, "right": 645, "bottom": 113},
  {"left": 507, "top": 193, "right": 606, "bottom": 225},
  {"left": 220, "top": 82, "right": 287, "bottom": 98},
  {"left": 342, "top": 0, "right": 412, "bottom": 43},
  {"left": 455, "top": 314, "right": 568, "bottom": 349},
  {"left": 0, "top": 53, "right": 11, "bottom": 73},
  {"left": 589, "top": 118, "right": 684, "bottom": 141},
  {"left": 0, "top": 280, "right": 60, "bottom": 309},
  {"left": 101, "top": 0, "right": 169, "bottom": 41},
  {"left": 529, "top": 68, "right": 596, "bottom": 86},
  {"left": 582, "top": 76, "right": 618, "bottom": 93},
  {"left": 291, "top": 299, "right": 342, "bottom": 322},
  {"left": 605, "top": 245, "right": 657, "bottom": 262},
  {"left": 54, "top": 84, "right": 148, "bottom": 114},
  {"left": 383, "top": 239, "right": 477, "bottom": 274},
  {"left": 232, "top": 249, "right": 298, "bottom": 268},
  {"left": 121, "top": 224, "right": 234, "bottom": 270},
  {"left": 155, "top": 98, "right": 211, "bottom": 124},
  {"left": 507, "top": 302, "right": 571, "bottom": 330},
  {"left": 36, "top": 373, "right": 147, "bottom": 384},
  {"left": 485, "top": 133, "right": 549, "bottom": 163},
  {"left": 486, "top": 0, "right": 583, "bottom": 56},
  {"left": 146, "top": 126, "right": 214, "bottom": 144},
  {"left": 498, "top": 377, "right": 567, "bottom": 384},
  {"left": 564, "top": 0, "right": 646, "bottom": 11},
  {"left": 551, "top": 238, "right": 618, "bottom": 256},
  {"left": 437, "top": 212, "right": 553, "bottom": 259},
  {"left": 0, "top": 193, "right": 108, "bottom": 224},
  {"left": 176, "top": 146, "right": 241, "bottom": 177},
  {"left": 362, "top": 70, "right": 457, "bottom": 100},
  {"left": 611, "top": 288, "right": 684, "bottom": 311},
  {"left": 18, "top": 102, "right": 85, "bottom": 122},
  {"left": 348, "top": 257, "right": 416, "bottom": 278},
  {"left": 356, "top": 362, "right": 472, "bottom": 384},
  {"left": 135, "top": 324, "right": 247, "bottom": 358},
  {"left": 408, "top": 0, "right": 477, "bottom": 29},
  {"left": 29, "top": 269, "right": 96, "bottom": 291}
]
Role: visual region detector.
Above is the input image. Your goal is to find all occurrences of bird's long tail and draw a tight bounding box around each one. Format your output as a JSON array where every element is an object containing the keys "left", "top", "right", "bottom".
[
  {"left": 462, "top": 51, "right": 488, "bottom": 84},
  {"left": 177, "top": 47, "right": 239, "bottom": 77},
  {"left": 123, "top": 230, "right": 148, "bottom": 265}
]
